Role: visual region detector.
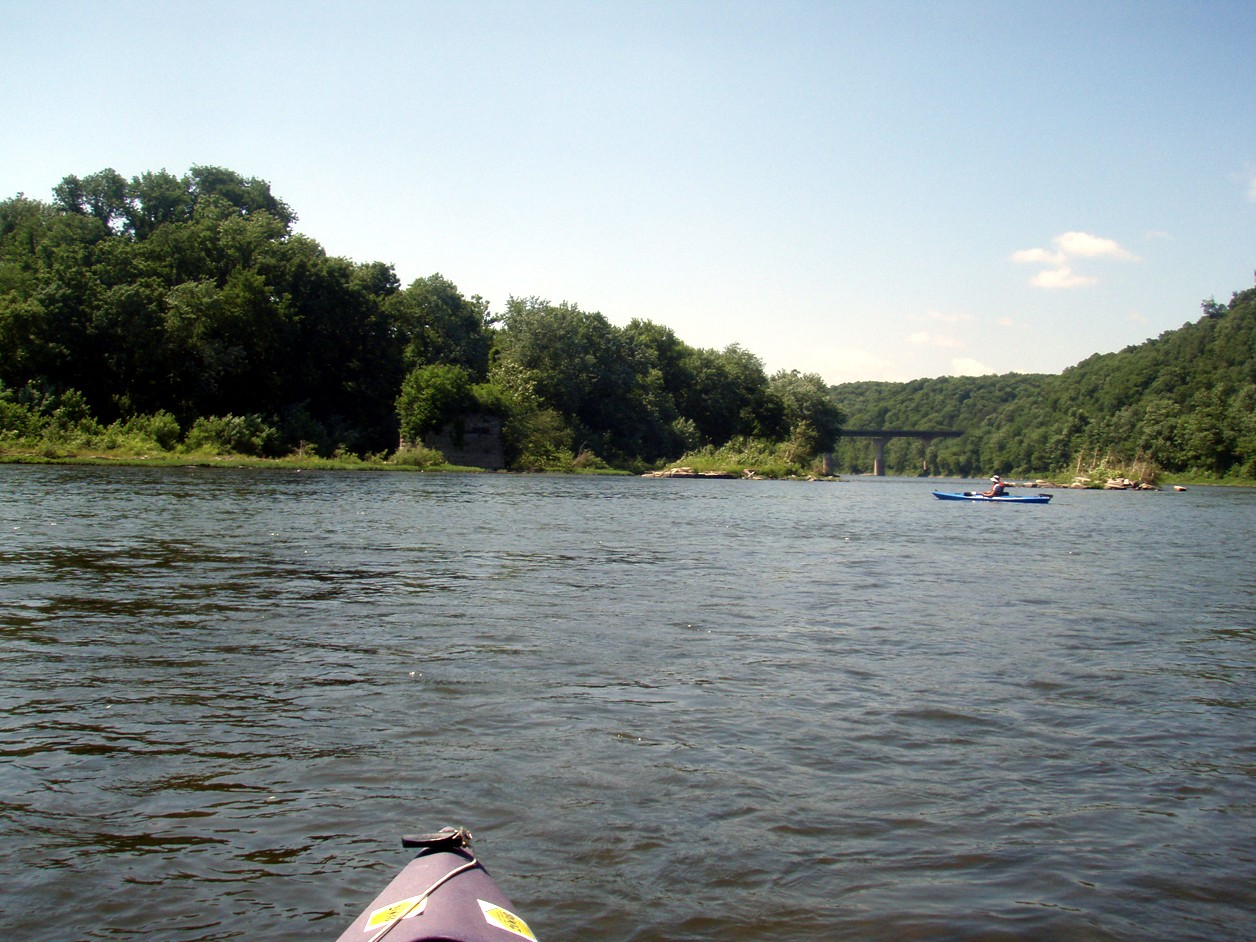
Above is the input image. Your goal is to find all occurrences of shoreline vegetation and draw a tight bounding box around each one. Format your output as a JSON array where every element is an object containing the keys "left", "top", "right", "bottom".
[
  {"left": 3, "top": 440, "right": 1249, "bottom": 488},
  {"left": 3, "top": 166, "right": 1253, "bottom": 486},
  {"left": 0, "top": 436, "right": 830, "bottom": 480}
]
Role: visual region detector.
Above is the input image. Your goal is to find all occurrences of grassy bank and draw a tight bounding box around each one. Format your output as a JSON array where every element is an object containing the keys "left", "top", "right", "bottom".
[
  {"left": 0, "top": 441, "right": 482, "bottom": 473},
  {"left": 0, "top": 440, "right": 642, "bottom": 475},
  {"left": 668, "top": 437, "right": 839, "bottom": 480},
  {"left": 5, "top": 437, "right": 1246, "bottom": 485}
]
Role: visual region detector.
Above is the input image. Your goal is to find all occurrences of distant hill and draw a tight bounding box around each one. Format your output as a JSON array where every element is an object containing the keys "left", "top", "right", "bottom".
[{"left": 830, "top": 283, "right": 1256, "bottom": 481}]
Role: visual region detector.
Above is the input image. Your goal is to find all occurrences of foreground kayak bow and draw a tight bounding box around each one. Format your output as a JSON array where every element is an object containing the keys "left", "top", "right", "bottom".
[{"left": 336, "top": 828, "right": 537, "bottom": 942}]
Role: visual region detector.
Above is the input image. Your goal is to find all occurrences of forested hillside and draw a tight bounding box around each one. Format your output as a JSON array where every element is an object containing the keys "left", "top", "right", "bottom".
[
  {"left": 0, "top": 166, "right": 841, "bottom": 472},
  {"left": 831, "top": 286, "right": 1256, "bottom": 480}
]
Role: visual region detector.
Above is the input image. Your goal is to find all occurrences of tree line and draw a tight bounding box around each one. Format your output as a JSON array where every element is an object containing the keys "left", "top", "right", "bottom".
[
  {"left": 0, "top": 166, "right": 843, "bottom": 472},
  {"left": 830, "top": 284, "right": 1256, "bottom": 481},
  {"left": 5, "top": 165, "right": 1250, "bottom": 481}
]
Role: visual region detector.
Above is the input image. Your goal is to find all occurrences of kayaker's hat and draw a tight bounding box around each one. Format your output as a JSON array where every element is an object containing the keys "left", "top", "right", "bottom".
[{"left": 991, "top": 475, "right": 1000, "bottom": 482}]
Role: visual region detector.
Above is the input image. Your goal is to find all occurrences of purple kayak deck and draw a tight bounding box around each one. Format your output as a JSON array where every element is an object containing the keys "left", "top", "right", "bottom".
[{"left": 335, "top": 845, "right": 535, "bottom": 942}]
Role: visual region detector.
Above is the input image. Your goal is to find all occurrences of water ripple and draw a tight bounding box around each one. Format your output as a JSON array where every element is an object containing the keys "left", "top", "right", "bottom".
[{"left": 1, "top": 468, "right": 1254, "bottom": 940}]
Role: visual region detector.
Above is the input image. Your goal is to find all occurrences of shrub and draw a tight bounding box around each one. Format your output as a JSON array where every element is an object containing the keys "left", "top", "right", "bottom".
[
  {"left": 184, "top": 414, "right": 279, "bottom": 456},
  {"left": 572, "top": 448, "right": 610, "bottom": 471},
  {"left": 0, "top": 397, "right": 40, "bottom": 439},
  {"left": 121, "top": 411, "right": 182, "bottom": 451},
  {"left": 669, "top": 436, "right": 815, "bottom": 478},
  {"left": 46, "top": 389, "right": 102, "bottom": 438},
  {"left": 391, "top": 443, "right": 447, "bottom": 468}
]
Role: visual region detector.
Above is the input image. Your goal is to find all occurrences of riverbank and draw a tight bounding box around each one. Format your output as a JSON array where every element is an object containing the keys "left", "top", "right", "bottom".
[
  {"left": 3, "top": 444, "right": 1250, "bottom": 486},
  {"left": 0, "top": 446, "right": 481, "bottom": 473},
  {"left": 0, "top": 443, "right": 639, "bottom": 475}
]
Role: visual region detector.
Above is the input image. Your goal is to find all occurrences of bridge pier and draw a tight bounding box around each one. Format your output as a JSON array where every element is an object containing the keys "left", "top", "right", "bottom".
[
  {"left": 871, "top": 437, "right": 887, "bottom": 476},
  {"left": 839, "top": 429, "right": 963, "bottom": 476}
]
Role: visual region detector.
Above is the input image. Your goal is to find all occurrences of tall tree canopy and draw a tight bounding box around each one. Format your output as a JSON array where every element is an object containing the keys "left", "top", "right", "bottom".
[
  {"left": 1, "top": 166, "right": 842, "bottom": 468},
  {"left": 386, "top": 273, "right": 494, "bottom": 377},
  {"left": 1, "top": 167, "right": 401, "bottom": 451}
]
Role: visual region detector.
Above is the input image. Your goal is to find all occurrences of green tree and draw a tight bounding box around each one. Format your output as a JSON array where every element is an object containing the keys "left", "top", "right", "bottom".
[
  {"left": 52, "top": 168, "right": 129, "bottom": 229},
  {"left": 124, "top": 170, "right": 194, "bottom": 239},
  {"left": 677, "top": 344, "right": 773, "bottom": 445},
  {"left": 1136, "top": 399, "right": 1183, "bottom": 470},
  {"left": 397, "top": 363, "right": 475, "bottom": 442},
  {"left": 493, "top": 297, "right": 652, "bottom": 460},
  {"left": 768, "top": 369, "right": 845, "bottom": 455},
  {"left": 386, "top": 274, "right": 493, "bottom": 377},
  {"left": 1180, "top": 388, "right": 1233, "bottom": 474},
  {"left": 186, "top": 165, "right": 295, "bottom": 229}
]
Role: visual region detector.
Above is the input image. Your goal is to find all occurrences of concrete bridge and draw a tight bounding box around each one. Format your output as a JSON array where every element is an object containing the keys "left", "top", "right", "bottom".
[{"left": 840, "top": 429, "right": 963, "bottom": 476}]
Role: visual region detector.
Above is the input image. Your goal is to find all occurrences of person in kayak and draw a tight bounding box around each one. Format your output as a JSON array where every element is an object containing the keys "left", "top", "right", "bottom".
[{"left": 981, "top": 475, "right": 1009, "bottom": 497}]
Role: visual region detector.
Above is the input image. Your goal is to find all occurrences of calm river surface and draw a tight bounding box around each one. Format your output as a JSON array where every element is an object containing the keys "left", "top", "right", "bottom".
[{"left": 1, "top": 465, "right": 1253, "bottom": 941}]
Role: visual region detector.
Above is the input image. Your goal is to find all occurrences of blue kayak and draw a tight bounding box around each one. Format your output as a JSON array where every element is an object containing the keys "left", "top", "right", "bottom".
[
  {"left": 933, "top": 490, "right": 1052, "bottom": 504},
  {"left": 336, "top": 828, "right": 537, "bottom": 942}
]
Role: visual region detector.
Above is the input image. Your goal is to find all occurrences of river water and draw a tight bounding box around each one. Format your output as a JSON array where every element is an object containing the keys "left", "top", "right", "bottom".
[{"left": 0, "top": 465, "right": 1253, "bottom": 941}]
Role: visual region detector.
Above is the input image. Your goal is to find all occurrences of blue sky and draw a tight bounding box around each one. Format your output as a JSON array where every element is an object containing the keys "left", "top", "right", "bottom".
[{"left": 4, "top": 0, "right": 1254, "bottom": 383}]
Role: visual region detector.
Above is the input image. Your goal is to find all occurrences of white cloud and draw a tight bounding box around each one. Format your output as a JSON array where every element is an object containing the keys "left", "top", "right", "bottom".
[
  {"left": 1031, "top": 266, "right": 1098, "bottom": 289},
  {"left": 950, "top": 358, "right": 995, "bottom": 376},
  {"left": 908, "top": 330, "right": 965, "bottom": 349},
  {"left": 804, "top": 346, "right": 897, "bottom": 383},
  {"left": 1054, "top": 231, "right": 1141, "bottom": 261},
  {"left": 1010, "top": 247, "right": 1063, "bottom": 265},
  {"left": 923, "top": 309, "right": 974, "bottom": 324},
  {"left": 1012, "top": 230, "right": 1141, "bottom": 288},
  {"left": 1249, "top": 171, "right": 1256, "bottom": 202}
]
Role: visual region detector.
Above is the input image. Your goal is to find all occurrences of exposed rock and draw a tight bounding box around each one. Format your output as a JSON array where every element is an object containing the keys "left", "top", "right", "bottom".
[
  {"left": 641, "top": 466, "right": 736, "bottom": 479},
  {"left": 1103, "top": 477, "right": 1157, "bottom": 490}
]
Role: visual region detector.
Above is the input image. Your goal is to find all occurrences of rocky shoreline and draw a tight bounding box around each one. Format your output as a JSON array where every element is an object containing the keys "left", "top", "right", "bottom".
[
  {"left": 641, "top": 466, "right": 836, "bottom": 481},
  {"left": 642, "top": 469, "right": 1176, "bottom": 490},
  {"left": 991, "top": 477, "right": 1163, "bottom": 491}
]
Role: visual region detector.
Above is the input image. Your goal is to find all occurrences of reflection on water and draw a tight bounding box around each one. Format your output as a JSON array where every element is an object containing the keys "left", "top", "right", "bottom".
[{"left": 1, "top": 466, "right": 1254, "bottom": 941}]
